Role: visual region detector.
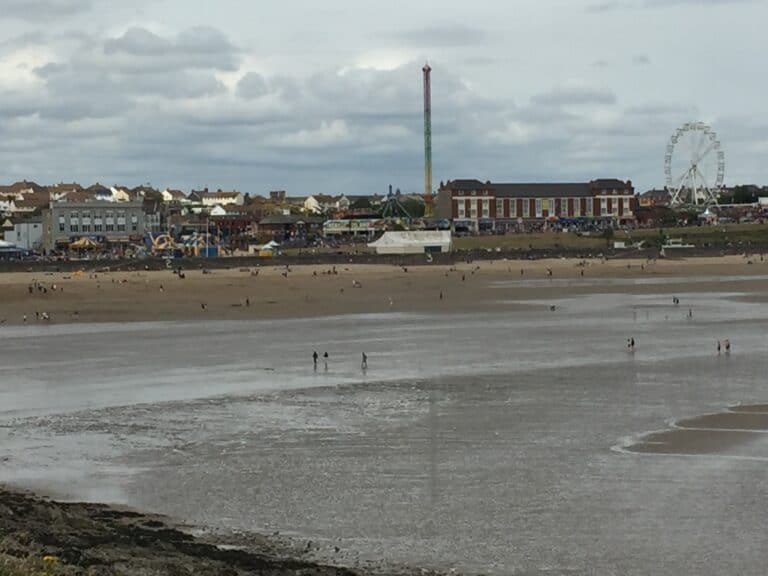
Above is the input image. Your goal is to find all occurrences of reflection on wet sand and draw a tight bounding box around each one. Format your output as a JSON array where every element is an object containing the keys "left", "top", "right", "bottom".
[{"left": 626, "top": 404, "right": 768, "bottom": 456}]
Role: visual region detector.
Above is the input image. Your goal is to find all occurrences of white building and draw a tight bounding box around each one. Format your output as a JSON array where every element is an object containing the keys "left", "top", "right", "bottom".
[
  {"left": 3, "top": 219, "right": 43, "bottom": 250},
  {"left": 110, "top": 187, "right": 133, "bottom": 202},
  {"left": 162, "top": 189, "right": 189, "bottom": 204},
  {"left": 199, "top": 190, "right": 245, "bottom": 207}
]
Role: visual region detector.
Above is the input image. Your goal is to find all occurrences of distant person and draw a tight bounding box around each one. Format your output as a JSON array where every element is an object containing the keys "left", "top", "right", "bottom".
[
  {"left": 323, "top": 352, "right": 329, "bottom": 359},
  {"left": 717, "top": 340, "right": 721, "bottom": 354},
  {"left": 361, "top": 352, "right": 368, "bottom": 369},
  {"left": 439, "top": 291, "right": 443, "bottom": 301},
  {"left": 630, "top": 338, "right": 635, "bottom": 350},
  {"left": 725, "top": 339, "right": 731, "bottom": 354},
  {"left": 313, "top": 351, "right": 318, "bottom": 366},
  {"left": 688, "top": 308, "right": 693, "bottom": 319}
]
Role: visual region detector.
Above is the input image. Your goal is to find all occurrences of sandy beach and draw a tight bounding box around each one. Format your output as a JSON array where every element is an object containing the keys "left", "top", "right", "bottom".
[
  {"left": 1, "top": 255, "right": 767, "bottom": 325},
  {"left": 3, "top": 253, "right": 768, "bottom": 575}
]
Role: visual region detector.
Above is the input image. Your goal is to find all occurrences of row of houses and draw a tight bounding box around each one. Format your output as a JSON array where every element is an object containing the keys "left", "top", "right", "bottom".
[{"left": 0, "top": 180, "right": 430, "bottom": 252}]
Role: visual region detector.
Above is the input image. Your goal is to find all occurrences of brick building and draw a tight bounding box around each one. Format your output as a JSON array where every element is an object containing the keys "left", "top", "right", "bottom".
[{"left": 436, "top": 179, "right": 635, "bottom": 232}]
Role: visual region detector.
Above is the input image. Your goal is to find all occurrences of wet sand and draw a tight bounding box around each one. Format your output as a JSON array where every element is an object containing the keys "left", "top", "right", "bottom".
[
  {"left": 626, "top": 404, "right": 768, "bottom": 456},
  {"left": 0, "top": 255, "right": 766, "bottom": 325},
  {"left": 4, "top": 255, "right": 768, "bottom": 575}
]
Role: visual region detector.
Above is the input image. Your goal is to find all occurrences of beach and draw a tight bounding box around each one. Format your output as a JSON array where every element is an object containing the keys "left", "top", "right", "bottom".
[
  {"left": 3, "top": 253, "right": 768, "bottom": 575},
  {"left": 1, "top": 255, "right": 767, "bottom": 325}
]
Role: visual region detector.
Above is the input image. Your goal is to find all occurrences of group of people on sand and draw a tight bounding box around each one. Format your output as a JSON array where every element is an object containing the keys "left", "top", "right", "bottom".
[
  {"left": 717, "top": 339, "right": 732, "bottom": 354},
  {"left": 313, "top": 350, "right": 368, "bottom": 370}
]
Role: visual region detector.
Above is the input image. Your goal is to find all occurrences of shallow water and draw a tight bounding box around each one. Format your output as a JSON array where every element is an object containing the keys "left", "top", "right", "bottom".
[{"left": 2, "top": 280, "right": 768, "bottom": 575}]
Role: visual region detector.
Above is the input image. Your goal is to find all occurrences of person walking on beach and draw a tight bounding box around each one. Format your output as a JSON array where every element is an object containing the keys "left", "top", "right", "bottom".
[
  {"left": 313, "top": 351, "right": 318, "bottom": 366},
  {"left": 717, "top": 340, "right": 721, "bottom": 355},
  {"left": 725, "top": 339, "right": 731, "bottom": 354},
  {"left": 630, "top": 338, "right": 635, "bottom": 350},
  {"left": 361, "top": 352, "right": 368, "bottom": 369}
]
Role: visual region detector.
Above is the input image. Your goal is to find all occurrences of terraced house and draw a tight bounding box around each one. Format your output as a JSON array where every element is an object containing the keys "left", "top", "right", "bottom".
[{"left": 436, "top": 179, "right": 635, "bottom": 232}]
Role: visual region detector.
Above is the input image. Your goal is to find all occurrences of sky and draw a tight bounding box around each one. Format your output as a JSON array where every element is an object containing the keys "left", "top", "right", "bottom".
[{"left": 0, "top": 0, "right": 766, "bottom": 196}]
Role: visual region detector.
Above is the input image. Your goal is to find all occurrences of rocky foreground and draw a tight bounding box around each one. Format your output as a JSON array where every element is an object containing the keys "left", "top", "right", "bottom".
[{"left": 0, "top": 489, "right": 446, "bottom": 576}]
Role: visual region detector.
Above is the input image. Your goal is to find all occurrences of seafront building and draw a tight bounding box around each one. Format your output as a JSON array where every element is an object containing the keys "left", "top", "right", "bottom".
[
  {"left": 435, "top": 179, "right": 636, "bottom": 232},
  {"left": 42, "top": 201, "right": 150, "bottom": 251}
]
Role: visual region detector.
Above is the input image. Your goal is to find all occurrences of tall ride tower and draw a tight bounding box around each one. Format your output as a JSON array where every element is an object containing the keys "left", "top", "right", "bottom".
[{"left": 423, "top": 63, "right": 432, "bottom": 197}]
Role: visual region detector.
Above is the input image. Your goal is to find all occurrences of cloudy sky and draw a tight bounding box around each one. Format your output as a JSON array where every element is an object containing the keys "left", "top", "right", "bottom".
[{"left": 0, "top": 0, "right": 765, "bottom": 195}]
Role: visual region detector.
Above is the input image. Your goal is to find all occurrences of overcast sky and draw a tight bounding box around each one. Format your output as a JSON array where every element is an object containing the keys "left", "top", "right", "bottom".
[{"left": 0, "top": 0, "right": 765, "bottom": 195}]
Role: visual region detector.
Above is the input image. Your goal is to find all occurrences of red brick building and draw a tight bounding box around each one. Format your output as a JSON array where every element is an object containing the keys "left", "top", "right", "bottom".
[{"left": 436, "top": 179, "right": 635, "bottom": 231}]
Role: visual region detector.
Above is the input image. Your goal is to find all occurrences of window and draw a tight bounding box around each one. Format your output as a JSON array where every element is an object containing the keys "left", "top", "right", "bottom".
[
  {"left": 510, "top": 198, "right": 517, "bottom": 218},
  {"left": 82, "top": 224, "right": 91, "bottom": 232},
  {"left": 94, "top": 223, "right": 103, "bottom": 232},
  {"left": 106, "top": 223, "right": 114, "bottom": 232},
  {"left": 70, "top": 224, "right": 79, "bottom": 232},
  {"left": 496, "top": 199, "right": 504, "bottom": 218},
  {"left": 601, "top": 198, "right": 607, "bottom": 216},
  {"left": 573, "top": 199, "right": 581, "bottom": 217},
  {"left": 522, "top": 199, "right": 530, "bottom": 218},
  {"left": 585, "top": 199, "right": 592, "bottom": 217},
  {"left": 470, "top": 200, "right": 478, "bottom": 219},
  {"left": 457, "top": 200, "right": 465, "bottom": 219},
  {"left": 481, "top": 199, "right": 490, "bottom": 219},
  {"left": 117, "top": 223, "right": 126, "bottom": 232},
  {"left": 58, "top": 216, "right": 65, "bottom": 232},
  {"left": 562, "top": 198, "right": 569, "bottom": 216},
  {"left": 623, "top": 197, "right": 632, "bottom": 214},
  {"left": 535, "top": 198, "right": 542, "bottom": 218}
]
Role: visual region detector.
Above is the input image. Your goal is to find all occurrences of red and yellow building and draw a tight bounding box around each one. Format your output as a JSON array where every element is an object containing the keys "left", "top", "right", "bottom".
[{"left": 436, "top": 179, "right": 635, "bottom": 231}]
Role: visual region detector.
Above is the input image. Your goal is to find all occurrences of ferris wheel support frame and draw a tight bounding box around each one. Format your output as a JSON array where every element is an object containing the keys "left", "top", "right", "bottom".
[{"left": 664, "top": 121, "right": 725, "bottom": 208}]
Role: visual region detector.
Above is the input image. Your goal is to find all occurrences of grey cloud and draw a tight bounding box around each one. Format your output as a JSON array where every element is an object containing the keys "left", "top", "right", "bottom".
[
  {"left": 236, "top": 72, "right": 269, "bottom": 100},
  {"left": 22, "top": 26, "right": 238, "bottom": 121},
  {"left": 0, "top": 0, "right": 91, "bottom": 21},
  {"left": 588, "top": 0, "right": 754, "bottom": 11},
  {"left": 625, "top": 103, "right": 695, "bottom": 117},
  {"left": 390, "top": 24, "right": 489, "bottom": 48},
  {"left": 531, "top": 87, "right": 617, "bottom": 107},
  {"left": 0, "top": 55, "right": 758, "bottom": 196},
  {"left": 103, "top": 26, "right": 238, "bottom": 72}
]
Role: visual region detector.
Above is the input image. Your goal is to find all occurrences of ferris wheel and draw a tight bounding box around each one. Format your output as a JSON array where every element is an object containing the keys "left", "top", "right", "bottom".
[{"left": 664, "top": 122, "right": 725, "bottom": 207}]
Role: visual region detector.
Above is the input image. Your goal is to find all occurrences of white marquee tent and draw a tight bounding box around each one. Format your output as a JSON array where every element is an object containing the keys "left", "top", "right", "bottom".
[{"left": 368, "top": 231, "right": 451, "bottom": 255}]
